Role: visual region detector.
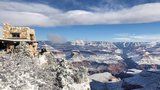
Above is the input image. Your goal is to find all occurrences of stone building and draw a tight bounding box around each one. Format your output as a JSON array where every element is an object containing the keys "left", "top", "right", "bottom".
[{"left": 0, "top": 23, "right": 38, "bottom": 56}]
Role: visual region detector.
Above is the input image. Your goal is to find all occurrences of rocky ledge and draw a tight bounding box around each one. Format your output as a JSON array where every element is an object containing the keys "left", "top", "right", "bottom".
[{"left": 0, "top": 42, "right": 90, "bottom": 90}]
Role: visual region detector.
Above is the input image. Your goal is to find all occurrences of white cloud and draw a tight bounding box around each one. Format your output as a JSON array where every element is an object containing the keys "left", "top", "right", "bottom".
[
  {"left": 114, "top": 34, "right": 160, "bottom": 42},
  {"left": 0, "top": 11, "right": 51, "bottom": 26},
  {"left": 0, "top": 1, "right": 160, "bottom": 26},
  {"left": 0, "top": 1, "right": 60, "bottom": 26}
]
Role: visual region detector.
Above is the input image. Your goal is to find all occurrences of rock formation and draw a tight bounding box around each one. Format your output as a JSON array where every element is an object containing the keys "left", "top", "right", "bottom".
[{"left": 0, "top": 42, "right": 90, "bottom": 90}]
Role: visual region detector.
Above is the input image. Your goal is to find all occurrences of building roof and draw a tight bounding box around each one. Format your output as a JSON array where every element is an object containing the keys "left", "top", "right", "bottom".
[{"left": 0, "top": 38, "right": 37, "bottom": 42}]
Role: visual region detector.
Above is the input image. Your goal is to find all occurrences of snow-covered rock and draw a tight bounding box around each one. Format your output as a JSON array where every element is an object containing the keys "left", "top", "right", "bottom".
[
  {"left": 126, "top": 69, "right": 142, "bottom": 75},
  {"left": 90, "top": 72, "right": 120, "bottom": 90},
  {"left": 107, "top": 70, "right": 160, "bottom": 90},
  {"left": 71, "top": 40, "right": 85, "bottom": 46},
  {"left": 88, "top": 54, "right": 123, "bottom": 64},
  {"left": 0, "top": 42, "right": 90, "bottom": 90},
  {"left": 123, "top": 70, "right": 160, "bottom": 90},
  {"left": 89, "top": 72, "right": 120, "bottom": 83}
]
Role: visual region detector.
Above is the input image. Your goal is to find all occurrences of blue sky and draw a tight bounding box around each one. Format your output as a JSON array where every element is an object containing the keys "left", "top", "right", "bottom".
[
  {"left": 0, "top": 0, "right": 160, "bottom": 42},
  {"left": 34, "top": 22, "right": 160, "bottom": 41}
]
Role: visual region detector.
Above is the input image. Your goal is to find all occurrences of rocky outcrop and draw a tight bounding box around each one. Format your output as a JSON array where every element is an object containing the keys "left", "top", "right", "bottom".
[
  {"left": 89, "top": 72, "right": 120, "bottom": 90},
  {"left": 122, "top": 70, "right": 160, "bottom": 90},
  {"left": 0, "top": 42, "right": 90, "bottom": 90}
]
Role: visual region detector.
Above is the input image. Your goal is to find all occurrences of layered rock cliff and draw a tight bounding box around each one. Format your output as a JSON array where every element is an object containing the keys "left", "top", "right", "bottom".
[{"left": 0, "top": 42, "right": 90, "bottom": 90}]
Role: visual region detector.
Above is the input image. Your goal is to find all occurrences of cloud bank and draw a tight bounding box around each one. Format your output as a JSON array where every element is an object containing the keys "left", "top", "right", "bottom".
[
  {"left": 0, "top": 1, "right": 160, "bottom": 26},
  {"left": 114, "top": 34, "right": 160, "bottom": 42}
]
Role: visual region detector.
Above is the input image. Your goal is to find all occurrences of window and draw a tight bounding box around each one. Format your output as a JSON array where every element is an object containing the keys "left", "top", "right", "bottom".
[
  {"left": 11, "top": 33, "right": 20, "bottom": 38},
  {"left": 30, "top": 34, "right": 34, "bottom": 40}
]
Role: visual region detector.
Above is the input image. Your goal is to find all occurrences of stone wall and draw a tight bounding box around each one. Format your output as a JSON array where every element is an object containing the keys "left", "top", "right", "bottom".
[
  {"left": 1, "top": 23, "right": 38, "bottom": 56},
  {"left": 2, "top": 23, "right": 36, "bottom": 40}
]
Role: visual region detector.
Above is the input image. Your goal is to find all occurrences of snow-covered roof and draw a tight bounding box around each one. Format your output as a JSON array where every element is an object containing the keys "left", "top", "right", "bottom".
[{"left": 0, "top": 38, "right": 36, "bottom": 42}]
